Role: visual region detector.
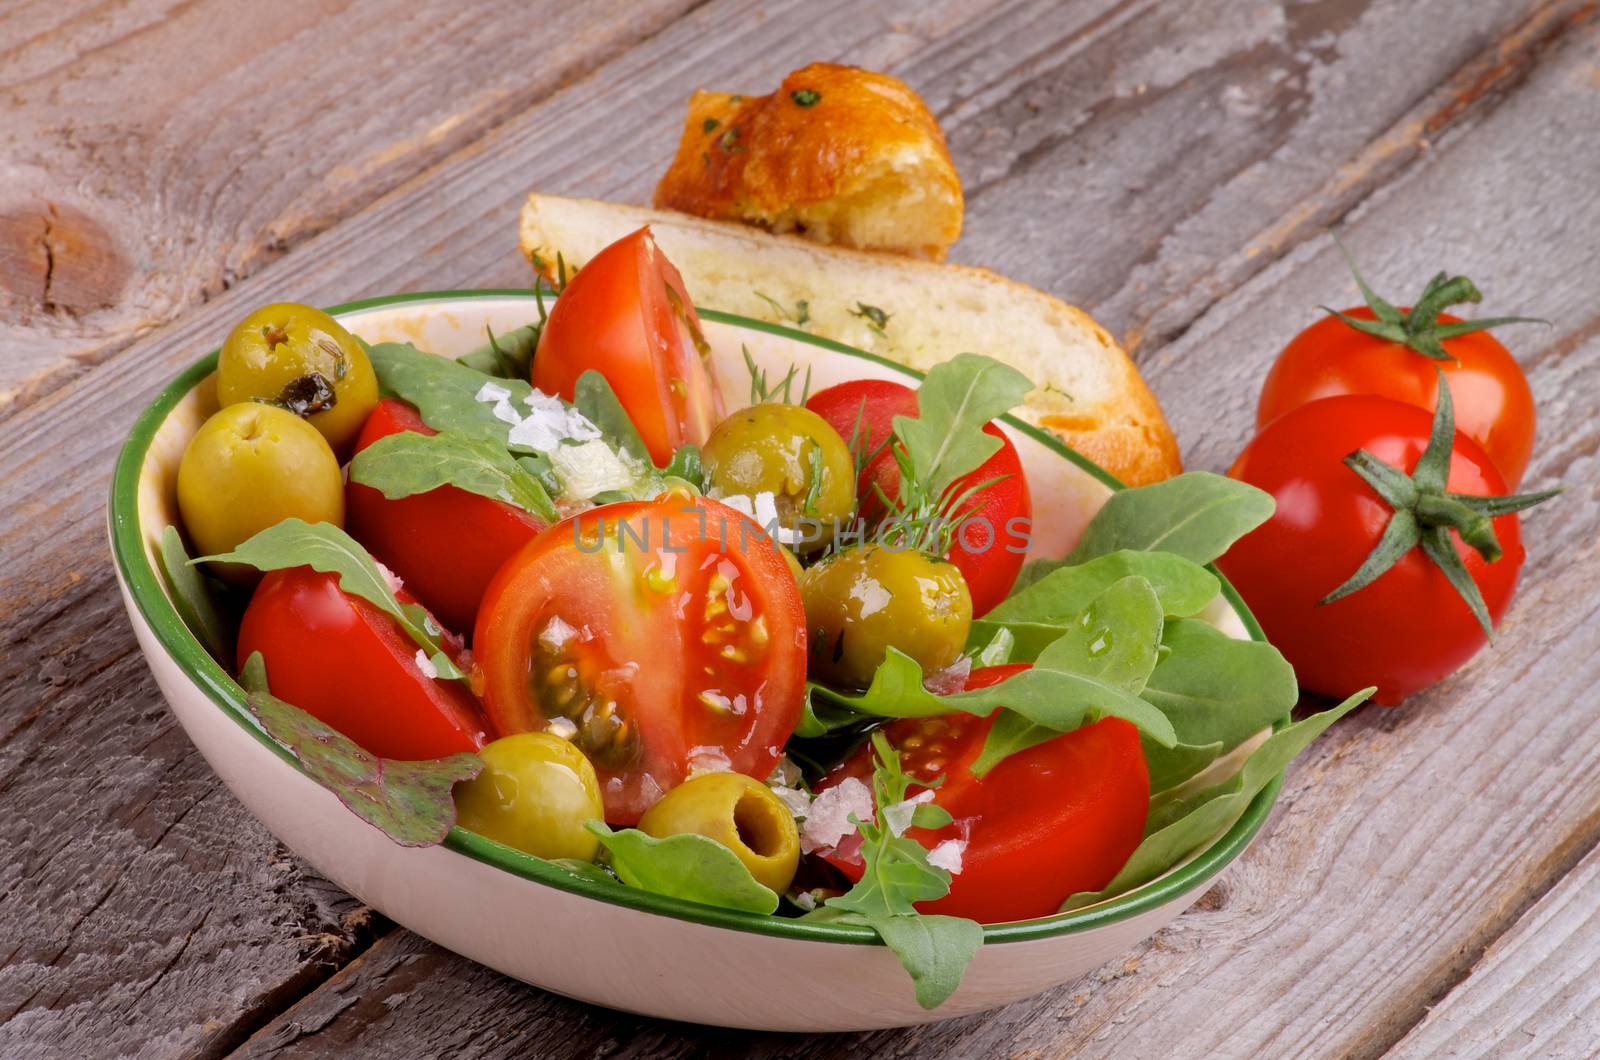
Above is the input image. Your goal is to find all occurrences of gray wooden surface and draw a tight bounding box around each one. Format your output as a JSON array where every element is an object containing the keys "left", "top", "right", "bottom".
[{"left": 1, "top": 1, "right": 1597, "bottom": 1056}]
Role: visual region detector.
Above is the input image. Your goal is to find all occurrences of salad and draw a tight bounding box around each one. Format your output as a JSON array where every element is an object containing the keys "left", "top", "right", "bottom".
[{"left": 159, "top": 227, "right": 1370, "bottom": 1009}]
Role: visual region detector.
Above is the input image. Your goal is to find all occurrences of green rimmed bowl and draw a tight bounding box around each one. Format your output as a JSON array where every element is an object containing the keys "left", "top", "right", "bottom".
[{"left": 109, "top": 290, "right": 1279, "bottom": 1030}]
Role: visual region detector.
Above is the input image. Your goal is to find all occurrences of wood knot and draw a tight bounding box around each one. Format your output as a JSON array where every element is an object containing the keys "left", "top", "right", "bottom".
[{"left": 0, "top": 200, "right": 127, "bottom": 316}]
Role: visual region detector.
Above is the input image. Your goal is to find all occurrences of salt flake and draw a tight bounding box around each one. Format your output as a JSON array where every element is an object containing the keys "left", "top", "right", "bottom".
[
  {"left": 413, "top": 649, "right": 438, "bottom": 680},
  {"left": 883, "top": 789, "right": 935, "bottom": 837},
  {"left": 801, "top": 777, "right": 872, "bottom": 853},
  {"left": 927, "top": 839, "right": 966, "bottom": 874}
]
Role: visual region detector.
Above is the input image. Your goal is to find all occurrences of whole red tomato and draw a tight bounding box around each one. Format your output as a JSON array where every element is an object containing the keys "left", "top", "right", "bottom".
[
  {"left": 238, "top": 568, "right": 488, "bottom": 760},
  {"left": 805, "top": 379, "right": 1032, "bottom": 616},
  {"left": 1258, "top": 254, "right": 1539, "bottom": 487},
  {"left": 533, "top": 227, "right": 722, "bottom": 465},
  {"left": 815, "top": 664, "right": 1149, "bottom": 923},
  {"left": 346, "top": 399, "right": 548, "bottom": 635},
  {"left": 1219, "top": 392, "right": 1551, "bottom": 705}
]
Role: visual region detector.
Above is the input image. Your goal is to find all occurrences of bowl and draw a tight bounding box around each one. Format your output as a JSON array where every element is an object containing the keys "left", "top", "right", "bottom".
[{"left": 108, "top": 290, "right": 1278, "bottom": 1031}]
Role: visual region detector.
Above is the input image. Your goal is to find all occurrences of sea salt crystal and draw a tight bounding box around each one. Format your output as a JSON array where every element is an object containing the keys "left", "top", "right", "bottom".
[
  {"left": 538, "top": 615, "right": 579, "bottom": 650},
  {"left": 413, "top": 649, "right": 438, "bottom": 680},
  {"left": 770, "top": 783, "right": 812, "bottom": 820},
  {"left": 546, "top": 717, "right": 578, "bottom": 740},
  {"left": 883, "top": 789, "right": 935, "bottom": 837},
  {"left": 927, "top": 839, "right": 966, "bottom": 875},
  {"left": 801, "top": 777, "right": 872, "bottom": 853},
  {"left": 474, "top": 381, "right": 512, "bottom": 404},
  {"left": 374, "top": 560, "right": 404, "bottom": 594},
  {"left": 687, "top": 745, "right": 732, "bottom": 777},
  {"left": 792, "top": 891, "right": 818, "bottom": 911}
]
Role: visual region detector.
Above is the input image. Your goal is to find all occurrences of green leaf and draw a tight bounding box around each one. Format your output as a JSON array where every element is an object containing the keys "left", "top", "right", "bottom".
[
  {"left": 196, "top": 519, "right": 463, "bottom": 682},
  {"left": 1139, "top": 618, "right": 1299, "bottom": 791},
  {"left": 1061, "top": 688, "right": 1374, "bottom": 910},
  {"left": 795, "top": 684, "right": 874, "bottom": 738},
  {"left": 893, "top": 353, "right": 1032, "bottom": 500},
  {"left": 663, "top": 444, "right": 705, "bottom": 489},
  {"left": 157, "top": 525, "right": 233, "bottom": 668},
  {"left": 587, "top": 822, "right": 778, "bottom": 914},
  {"left": 349, "top": 429, "right": 558, "bottom": 521},
  {"left": 456, "top": 323, "right": 539, "bottom": 378},
  {"left": 973, "top": 550, "right": 1219, "bottom": 661},
  {"left": 573, "top": 370, "right": 652, "bottom": 467},
  {"left": 837, "top": 911, "right": 983, "bottom": 1010},
  {"left": 369, "top": 341, "right": 536, "bottom": 446},
  {"left": 239, "top": 652, "right": 482, "bottom": 847},
  {"left": 1067, "top": 472, "right": 1274, "bottom": 565},
  {"left": 816, "top": 578, "right": 1175, "bottom": 750},
  {"left": 969, "top": 576, "right": 1167, "bottom": 775}
]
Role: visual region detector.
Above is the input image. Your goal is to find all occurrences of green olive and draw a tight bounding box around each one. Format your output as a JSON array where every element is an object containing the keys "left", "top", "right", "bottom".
[
  {"left": 799, "top": 545, "right": 972, "bottom": 687},
  {"left": 454, "top": 733, "right": 604, "bottom": 861},
  {"left": 177, "top": 403, "right": 343, "bottom": 581},
  {"left": 217, "top": 302, "right": 378, "bottom": 455},
  {"left": 702, "top": 404, "right": 855, "bottom": 553},
  {"left": 638, "top": 773, "right": 799, "bottom": 893}
]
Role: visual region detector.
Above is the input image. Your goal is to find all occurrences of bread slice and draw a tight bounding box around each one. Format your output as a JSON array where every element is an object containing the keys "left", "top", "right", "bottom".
[
  {"left": 519, "top": 194, "right": 1181, "bottom": 486},
  {"left": 654, "top": 63, "right": 963, "bottom": 261}
]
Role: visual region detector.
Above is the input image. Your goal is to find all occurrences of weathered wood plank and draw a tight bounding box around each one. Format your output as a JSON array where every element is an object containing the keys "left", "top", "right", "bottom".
[
  {"left": 1388, "top": 842, "right": 1600, "bottom": 1058},
  {"left": 232, "top": 7, "right": 1600, "bottom": 1058},
  {"left": 0, "top": 0, "right": 700, "bottom": 412}
]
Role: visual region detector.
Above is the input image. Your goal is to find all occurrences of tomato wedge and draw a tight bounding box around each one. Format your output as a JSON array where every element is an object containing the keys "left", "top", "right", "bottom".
[
  {"left": 806, "top": 379, "right": 1032, "bottom": 616},
  {"left": 533, "top": 227, "right": 723, "bottom": 465},
  {"left": 473, "top": 494, "right": 806, "bottom": 823},
  {"left": 816, "top": 664, "right": 1149, "bottom": 923},
  {"left": 238, "top": 568, "right": 488, "bottom": 760},
  {"left": 346, "top": 399, "right": 549, "bottom": 635}
]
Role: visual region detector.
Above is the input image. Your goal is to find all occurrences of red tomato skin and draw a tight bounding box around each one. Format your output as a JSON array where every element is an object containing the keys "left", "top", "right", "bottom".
[
  {"left": 238, "top": 568, "right": 489, "bottom": 760},
  {"left": 1259, "top": 308, "right": 1536, "bottom": 488},
  {"left": 345, "top": 399, "right": 547, "bottom": 635},
  {"left": 473, "top": 496, "right": 807, "bottom": 823},
  {"left": 819, "top": 664, "right": 1149, "bottom": 924},
  {"left": 805, "top": 380, "right": 1032, "bottom": 617},
  {"left": 1220, "top": 395, "right": 1523, "bottom": 705},
  {"left": 533, "top": 227, "right": 722, "bottom": 465}
]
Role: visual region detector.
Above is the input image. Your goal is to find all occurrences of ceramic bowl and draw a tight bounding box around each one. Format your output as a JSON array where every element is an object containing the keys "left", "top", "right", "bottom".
[{"left": 109, "top": 291, "right": 1278, "bottom": 1031}]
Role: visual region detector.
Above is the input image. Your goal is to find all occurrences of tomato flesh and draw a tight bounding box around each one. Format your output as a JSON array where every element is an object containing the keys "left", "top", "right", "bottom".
[
  {"left": 533, "top": 227, "right": 723, "bottom": 465},
  {"left": 474, "top": 495, "right": 806, "bottom": 823},
  {"left": 238, "top": 567, "right": 489, "bottom": 760},
  {"left": 806, "top": 379, "right": 1031, "bottom": 616},
  {"left": 817, "top": 664, "right": 1149, "bottom": 923},
  {"left": 1259, "top": 307, "right": 1536, "bottom": 488},
  {"left": 346, "top": 399, "right": 548, "bottom": 636},
  {"left": 1221, "top": 394, "right": 1523, "bottom": 704}
]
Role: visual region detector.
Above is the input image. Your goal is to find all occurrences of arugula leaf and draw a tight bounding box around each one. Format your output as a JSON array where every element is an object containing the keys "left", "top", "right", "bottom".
[
  {"left": 969, "top": 576, "right": 1166, "bottom": 776},
  {"left": 1060, "top": 688, "right": 1374, "bottom": 910},
  {"left": 1139, "top": 618, "right": 1299, "bottom": 791},
  {"left": 197, "top": 519, "right": 463, "bottom": 683},
  {"left": 349, "top": 430, "right": 558, "bottom": 522},
  {"left": 663, "top": 444, "right": 705, "bottom": 489},
  {"left": 573, "top": 370, "right": 652, "bottom": 467},
  {"left": 795, "top": 684, "right": 875, "bottom": 739},
  {"left": 815, "top": 577, "right": 1175, "bottom": 749},
  {"left": 456, "top": 323, "right": 539, "bottom": 378},
  {"left": 973, "top": 550, "right": 1220, "bottom": 661},
  {"left": 817, "top": 732, "right": 983, "bottom": 1009},
  {"left": 157, "top": 525, "right": 233, "bottom": 668},
  {"left": 369, "top": 341, "right": 535, "bottom": 446},
  {"left": 587, "top": 822, "right": 778, "bottom": 914},
  {"left": 1066, "top": 472, "right": 1275, "bottom": 565},
  {"left": 239, "top": 652, "right": 482, "bottom": 847},
  {"left": 893, "top": 353, "right": 1033, "bottom": 502}
]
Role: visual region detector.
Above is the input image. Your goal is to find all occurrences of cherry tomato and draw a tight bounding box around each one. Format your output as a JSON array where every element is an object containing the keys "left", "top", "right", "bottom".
[
  {"left": 238, "top": 568, "right": 488, "bottom": 760},
  {"left": 1259, "top": 307, "right": 1536, "bottom": 487},
  {"left": 533, "top": 227, "right": 723, "bottom": 465},
  {"left": 473, "top": 494, "right": 806, "bottom": 824},
  {"left": 1219, "top": 395, "right": 1526, "bottom": 705},
  {"left": 805, "top": 379, "right": 1031, "bottom": 617},
  {"left": 345, "top": 399, "right": 548, "bottom": 635},
  {"left": 816, "top": 664, "right": 1149, "bottom": 923}
]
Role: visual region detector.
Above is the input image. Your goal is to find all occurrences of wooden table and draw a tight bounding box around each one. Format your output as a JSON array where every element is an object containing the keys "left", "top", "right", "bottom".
[{"left": 3, "top": 1, "right": 1597, "bottom": 1055}]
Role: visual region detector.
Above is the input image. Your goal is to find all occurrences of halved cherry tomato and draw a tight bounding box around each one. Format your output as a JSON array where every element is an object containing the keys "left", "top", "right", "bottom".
[
  {"left": 1259, "top": 307, "right": 1537, "bottom": 488},
  {"left": 345, "top": 399, "right": 549, "bottom": 635},
  {"left": 816, "top": 664, "right": 1149, "bottom": 923},
  {"left": 238, "top": 567, "right": 488, "bottom": 760},
  {"left": 805, "top": 379, "right": 1032, "bottom": 616},
  {"left": 1221, "top": 394, "right": 1527, "bottom": 704},
  {"left": 473, "top": 494, "right": 806, "bottom": 824},
  {"left": 533, "top": 227, "right": 723, "bottom": 465}
]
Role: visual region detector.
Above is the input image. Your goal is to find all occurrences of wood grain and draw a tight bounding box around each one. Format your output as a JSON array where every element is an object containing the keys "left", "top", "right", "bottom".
[
  {"left": 1, "top": 0, "right": 1595, "bottom": 1054},
  {"left": 1388, "top": 844, "right": 1600, "bottom": 1058},
  {"left": 0, "top": 0, "right": 701, "bottom": 412}
]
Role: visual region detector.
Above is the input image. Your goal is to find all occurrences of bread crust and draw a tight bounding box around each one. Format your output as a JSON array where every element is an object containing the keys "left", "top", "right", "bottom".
[{"left": 654, "top": 63, "right": 963, "bottom": 261}]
